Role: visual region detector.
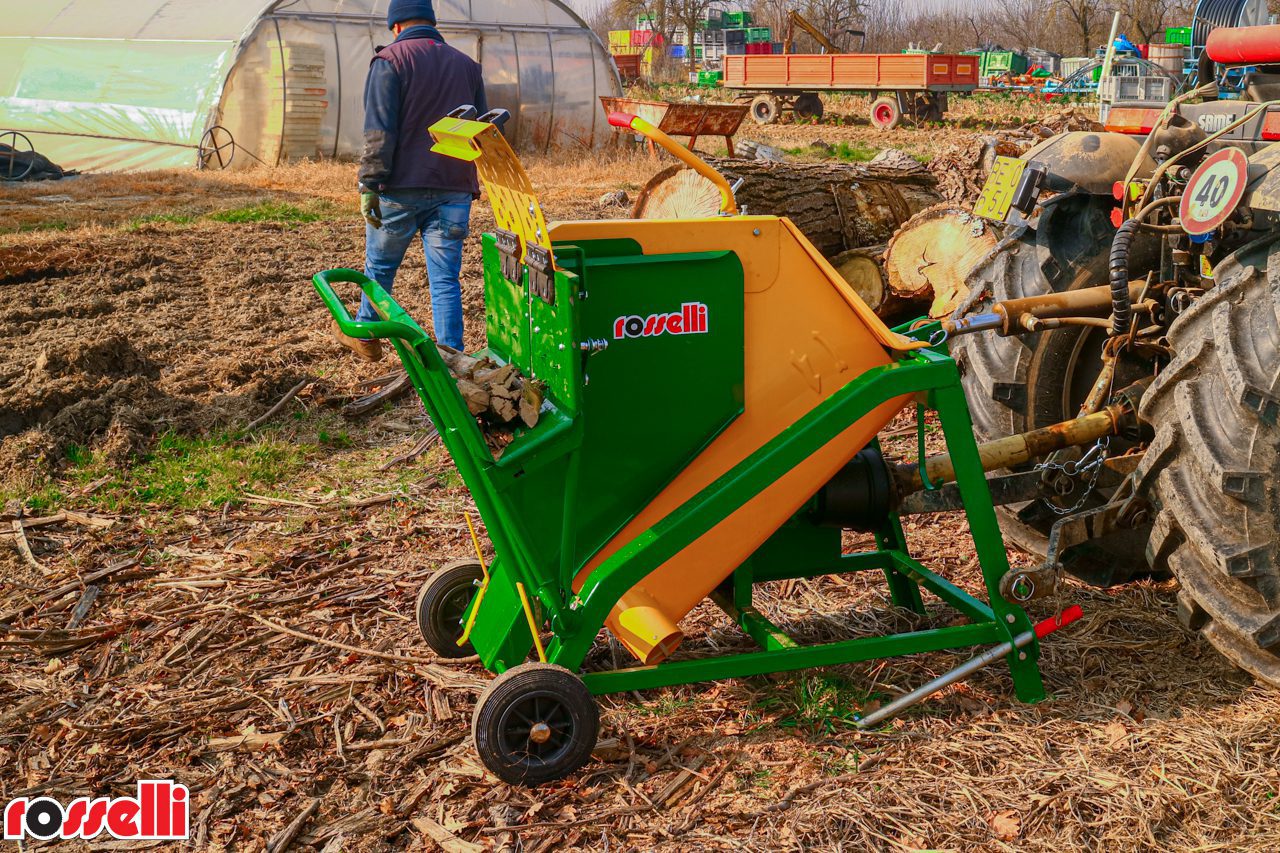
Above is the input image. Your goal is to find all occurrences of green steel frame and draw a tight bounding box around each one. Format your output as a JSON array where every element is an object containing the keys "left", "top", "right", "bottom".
[{"left": 313, "top": 268, "right": 1046, "bottom": 706}]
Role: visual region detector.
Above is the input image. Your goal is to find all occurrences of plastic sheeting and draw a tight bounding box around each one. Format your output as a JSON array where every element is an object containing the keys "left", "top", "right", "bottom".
[{"left": 0, "top": 0, "right": 620, "bottom": 173}]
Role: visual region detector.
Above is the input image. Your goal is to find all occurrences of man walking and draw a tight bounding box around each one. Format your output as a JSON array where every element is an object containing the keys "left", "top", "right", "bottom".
[{"left": 334, "top": 0, "right": 487, "bottom": 361}]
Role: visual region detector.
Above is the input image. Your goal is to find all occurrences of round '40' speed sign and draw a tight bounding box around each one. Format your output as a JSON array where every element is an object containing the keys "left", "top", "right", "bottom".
[{"left": 1180, "top": 146, "right": 1249, "bottom": 237}]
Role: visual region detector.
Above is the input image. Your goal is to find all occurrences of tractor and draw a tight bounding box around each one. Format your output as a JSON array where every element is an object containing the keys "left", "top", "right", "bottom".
[{"left": 930, "top": 23, "right": 1280, "bottom": 684}]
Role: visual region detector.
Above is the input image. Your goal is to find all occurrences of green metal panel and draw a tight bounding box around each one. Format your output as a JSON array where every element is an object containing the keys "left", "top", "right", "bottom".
[
  {"left": 981, "top": 50, "right": 1028, "bottom": 77},
  {"left": 555, "top": 243, "right": 746, "bottom": 572},
  {"left": 481, "top": 233, "right": 532, "bottom": 375},
  {"left": 744, "top": 513, "right": 846, "bottom": 582}
]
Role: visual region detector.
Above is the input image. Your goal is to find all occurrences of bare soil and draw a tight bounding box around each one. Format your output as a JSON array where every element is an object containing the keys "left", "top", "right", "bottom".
[{"left": 1, "top": 126, "right": 1278, "bottom": 852}]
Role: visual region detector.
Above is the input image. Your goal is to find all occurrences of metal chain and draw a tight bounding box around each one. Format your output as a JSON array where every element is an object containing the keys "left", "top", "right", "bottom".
[{"left": 1035, "top": 437, "right": 1111, "bottom": 517}]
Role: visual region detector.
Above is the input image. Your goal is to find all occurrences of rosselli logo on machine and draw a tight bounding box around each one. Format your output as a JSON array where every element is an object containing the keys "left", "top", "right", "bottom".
[{"left": 613, "top": 303, "right": 709, "bottom": 340}]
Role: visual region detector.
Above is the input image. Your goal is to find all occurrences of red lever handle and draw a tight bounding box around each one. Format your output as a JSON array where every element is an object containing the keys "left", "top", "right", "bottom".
[
  {"left": 1034, "top": 605, "right": 1084, "bottom": 639},
  {"left": 607, "top": 111, "right": 638, "bottom": 130}
]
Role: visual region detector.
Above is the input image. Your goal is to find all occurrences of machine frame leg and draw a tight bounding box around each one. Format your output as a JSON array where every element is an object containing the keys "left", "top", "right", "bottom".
[{"left": 577, "top": 363, "right": 1047, "bottom": 705}]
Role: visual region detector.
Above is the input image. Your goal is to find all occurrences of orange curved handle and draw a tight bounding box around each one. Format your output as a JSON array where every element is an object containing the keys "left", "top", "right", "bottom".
[{"left": 608, "top": 111, "right": 738, "bottom": 216}]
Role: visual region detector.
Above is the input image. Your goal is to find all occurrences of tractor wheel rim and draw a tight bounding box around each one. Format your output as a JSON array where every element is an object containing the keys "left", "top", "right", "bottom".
[{"left": 875, "top": 104, "right": 893, "bottom": 125}]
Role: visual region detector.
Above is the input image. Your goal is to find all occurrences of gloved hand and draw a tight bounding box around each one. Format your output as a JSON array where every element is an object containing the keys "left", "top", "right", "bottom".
[{"left": 360, "top": 191, "right": 382, "bottom": 229}]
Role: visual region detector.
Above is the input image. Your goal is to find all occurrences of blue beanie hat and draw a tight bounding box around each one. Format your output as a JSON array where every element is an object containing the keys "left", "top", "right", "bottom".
[{"left": 387, "top": 0, "right": 435, "bottom": 29}]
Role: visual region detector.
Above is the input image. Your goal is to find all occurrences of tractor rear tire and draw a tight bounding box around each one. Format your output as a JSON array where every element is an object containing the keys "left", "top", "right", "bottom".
[{"left": 1138, "top": 237, "right": 1280, "bottom": 686}]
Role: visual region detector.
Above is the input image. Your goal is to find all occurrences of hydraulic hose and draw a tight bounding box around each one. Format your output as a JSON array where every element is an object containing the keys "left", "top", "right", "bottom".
[{"left": 1109, "top": 218, "right": 1141, "bottom": 336}]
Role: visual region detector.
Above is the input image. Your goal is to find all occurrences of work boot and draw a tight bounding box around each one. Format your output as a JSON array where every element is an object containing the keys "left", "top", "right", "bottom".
[{"left": 331, "top": 320, "right": 383, "bottom": 363}]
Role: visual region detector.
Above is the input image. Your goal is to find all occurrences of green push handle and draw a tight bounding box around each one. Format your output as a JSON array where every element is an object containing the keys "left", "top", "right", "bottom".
[{"left": 311, "top": 268, "right": 429, "bottom": 345}]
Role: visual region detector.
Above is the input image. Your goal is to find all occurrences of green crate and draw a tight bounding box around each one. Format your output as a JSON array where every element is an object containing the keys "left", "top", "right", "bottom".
[
  {"left": 697, "top": 70, "right": 722, "bottom": 87},
  {"left": 723, "top": 11, "right": 752, "bottom": 28},
  {"left": 981, "top": 50, "right": 1028, "bottom": 77},
  {"left": 1165, "top": 26, "right": 1192, "bottom": 46},
  {"left": 745, "top": 26, "right": 772, "bottom": 44}
]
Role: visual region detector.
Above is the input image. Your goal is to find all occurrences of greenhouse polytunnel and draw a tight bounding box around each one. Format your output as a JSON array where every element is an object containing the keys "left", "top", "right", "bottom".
[{"left": 0, "top": 0, "right": 622, "bottom": 173}]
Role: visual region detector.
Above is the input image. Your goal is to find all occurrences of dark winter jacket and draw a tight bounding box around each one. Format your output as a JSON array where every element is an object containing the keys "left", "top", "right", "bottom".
[{"left": 358, "top": 25, "right": 488, "bottom": 195}]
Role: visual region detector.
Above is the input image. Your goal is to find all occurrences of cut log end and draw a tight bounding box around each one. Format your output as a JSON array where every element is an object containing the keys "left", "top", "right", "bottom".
[{"left": 884, "top": 204, "right": 998, "bottom": 318}]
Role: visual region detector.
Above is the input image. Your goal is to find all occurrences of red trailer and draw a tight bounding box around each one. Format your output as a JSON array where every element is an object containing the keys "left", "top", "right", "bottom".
[{"left": 722, "top": 53, "right": 979, "bottom": 129}]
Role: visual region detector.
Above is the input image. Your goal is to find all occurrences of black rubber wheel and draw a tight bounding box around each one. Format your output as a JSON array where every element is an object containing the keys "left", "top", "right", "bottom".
[
  {"left": 869, "top": 96, "right": 902, "bottom": 130},
  {"left": 750, "top": 94, "right": 780, "bottom": 125},
  {"left": 1138, "top": 237, "right": 1280, "bottom": 686},
  {"left": 472, "top": 663, "right": 599, "bottom": 786},
  {"left": 416, "top": 559, "right": 484, "bottom": 658},
  {"left": 793, "top": 93, "right": 824, "bottom": 122}
]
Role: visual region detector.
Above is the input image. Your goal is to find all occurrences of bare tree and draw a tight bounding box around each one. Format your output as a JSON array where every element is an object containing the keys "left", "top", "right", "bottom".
[
  {"left": 1118, "top": 0, "right": 1176, "bottom": 44},
  {"left": 996, "top": 0, "right": 1059, "bottom": 51},
  {"left": 1059, "top": 0, "right": 1109, "bottom": 56},
  {"left": 800, "top": 0, "right": 868, "bottom": 51}
]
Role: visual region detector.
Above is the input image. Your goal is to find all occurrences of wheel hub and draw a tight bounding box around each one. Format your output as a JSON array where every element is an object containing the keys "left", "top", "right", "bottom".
[{"left": 528, "top": 722, "right": 552, "bottom": 744}]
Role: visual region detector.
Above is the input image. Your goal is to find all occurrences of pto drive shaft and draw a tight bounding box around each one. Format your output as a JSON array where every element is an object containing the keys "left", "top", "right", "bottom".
[
  {"left": 894, "top": 401, "right": 1130, "bottom": 499},
  {"left": 855, "top": 606, "right": 1084, "bottom": 728}
]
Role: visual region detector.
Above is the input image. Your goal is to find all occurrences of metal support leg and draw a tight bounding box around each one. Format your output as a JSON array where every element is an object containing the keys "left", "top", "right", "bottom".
[
  {"left": 931, "top": 382, "right": 1046, "bottom": 703},
  {"left": 877, "top": 516, "right": 926, "bottom": 614}
]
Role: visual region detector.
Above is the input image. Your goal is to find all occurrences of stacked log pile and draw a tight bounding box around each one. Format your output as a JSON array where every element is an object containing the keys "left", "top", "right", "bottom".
[
  {"left": 632, "top": 152, "right": 944, "bottom": 320},
  {"left": 927, "top": 109, "right": 1103, "bottom": 204}
]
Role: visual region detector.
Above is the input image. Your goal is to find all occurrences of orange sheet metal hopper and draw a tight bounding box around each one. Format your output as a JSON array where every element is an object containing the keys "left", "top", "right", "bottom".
[{"left": 555, "top": 215, "right": 925, "bottom": 664}]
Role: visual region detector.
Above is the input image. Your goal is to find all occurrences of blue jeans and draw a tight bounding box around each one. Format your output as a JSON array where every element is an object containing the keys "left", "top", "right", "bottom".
[{"left": 359, "top": 189, "right": 472, "bottom": 350}]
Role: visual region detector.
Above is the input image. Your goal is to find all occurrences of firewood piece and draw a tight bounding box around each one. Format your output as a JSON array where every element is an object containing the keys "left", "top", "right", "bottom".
[
  {"left": 519, "top": 383, "right": 543, "bottom": 428},
  {"left": 489, "top": 376, "right": 522, "bottom": 403},
  {"left": 473, "top": 363, "right": 517, "bottom": 389},
  {"left": 343, "top": 372, "right": 411, "bottom": 417},
  {"left": 634, "top": 158, "right": 941, "bottom": 258},
  {"left": 633, "top": 164, "right": 725, "bottom": 219},
  {"left": 436, "top": 345, "right": 485, "bottom": 379},
  {"left": 456, "top": 379, "right": 490, "bottom": 416},
  {"left": 490, "top": 394, "right": 518, "bottom": 423},
  {"left": 830, "top": 245, "right": 888, "bottom": 313},
  {"left": 884, "top": 204, "right": 999, "bottom": 318}
]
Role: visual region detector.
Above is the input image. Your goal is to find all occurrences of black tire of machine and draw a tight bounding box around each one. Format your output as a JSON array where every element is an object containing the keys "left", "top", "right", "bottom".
[
  {"left": 472, "top": 663, "right": 600, "bottom": 785},
  {"left": 416, "top": 559, "right": 485, "bottom": 659},
  {"left": 1137, "top": 237, "right": 1280, "bottom": 687}
]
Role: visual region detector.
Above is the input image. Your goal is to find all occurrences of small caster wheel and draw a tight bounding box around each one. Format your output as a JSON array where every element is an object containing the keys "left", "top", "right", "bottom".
[
  {"left": 416, "top": 559, "right": 483, "bottom": 658},
  {"left": 472, "top": 663, "right": 599, "bottom": 786}
]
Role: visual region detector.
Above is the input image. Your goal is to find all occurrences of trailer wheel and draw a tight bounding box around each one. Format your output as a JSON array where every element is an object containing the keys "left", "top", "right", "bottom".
[
  {"left": 750, "top": 94, "right": 781, "bottom": 125},
  {"left": 1138, "top": 237, "right": 1280, "bottom": 687},
  {"left": 416, "top": 559, "right": 484, "bottom": 659},
  {"left": 910, "top": 93, "right": 945, "bottom": 123},
  {"left": 869, "top": 96, "right": 902, "bottom": 130},
  {"left": 793, "top": 93, "right": 824, "bottom": 121},
  {"left": 472, "top": 663, "right": 599, "bottom": 786}
]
